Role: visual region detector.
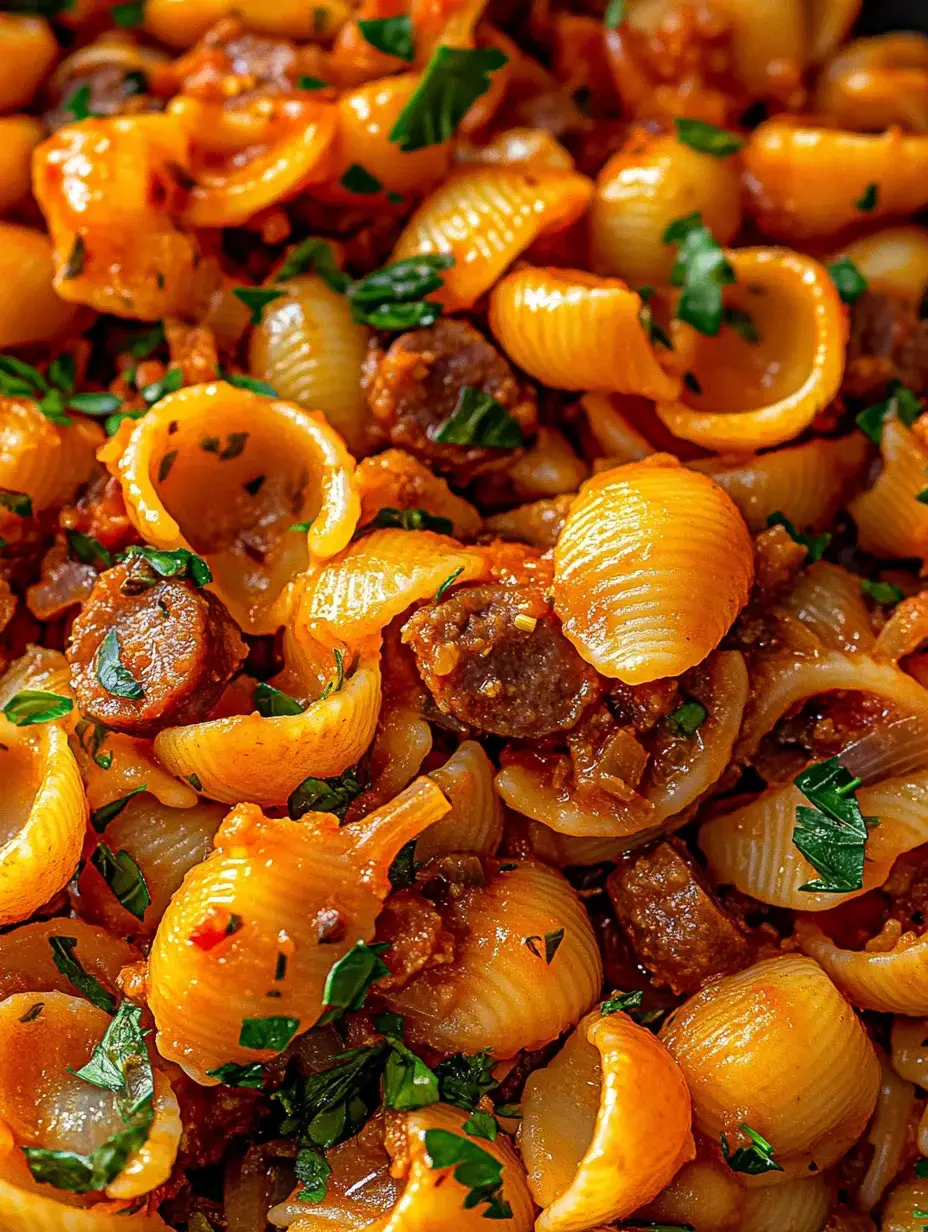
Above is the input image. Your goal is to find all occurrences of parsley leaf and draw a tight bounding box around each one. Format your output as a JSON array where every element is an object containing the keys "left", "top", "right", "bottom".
[
  {"left": 74, "top": 1000, "right": 152, "bottom": 1117},
  {"left": 855, "top": 183, "right": 878, "bottom": 212},
  {"left": 434, "top": 386, "right": 525, "bottom": 448},
  {"left": 363, "top": 507, "right": 453, "bottom": 536},
  {"left": 295, "top": 1146, "right": 332, "bottom": 1203},
  {"left": 320, "top": 941, "right": 390, "bottom": 1022},
  {"left": 0, "top": 488, "right": 32, "bottom": 517},
  {"left": 24, "top": 1113, "right": 151, "bottom": 1194},
  {"left": 49, "top": 937, "right": 116, "bottom": 1014},
  {"left": 318, "top": 648, "right": 346, "bottom": 701},
  {"left": 860, "top": 579, "right": 904, "bottom": 605},
  {"left": 275, "top": 237, "right": 351, "bottom": 292},
  {"left": 222, "top": 371, "right": 278, "bottom": 397},
  {"left": 90, "top": 785, "right": 147, "bottom": 833},
  {"left": 347, "top": 254, "right": 453, "bottom": 330},
  {"left": 722, "top": 305, "right": 760, "bottom": 343},
  {"left": 67, "top": 531, "right": 113, "bottom": 569},
  {"left": 233, "top": 287, "right": 287, "bottom": 325},
  {"left": 340, "top": 163, "right": 383, "bottom": 194},
  {"left": 205, "top": 1060, "right": 265, "bottom": 1089},
  {"left": 3, "top": 690, "right": 72, "bottom": 726},
  {"left": 388, "top": 839, "right": 419, "bottom": 890},
  {"left": 274, "top": 1045, "right": 386, "bottom": 1146},
  {"left": 856, "top": 380, "right": 921, "bottom": 443},
  {"left": 720, "top": 1123, "right": 783, "bottom": 1175},
  {"left": 121, "top": 545, "right": 211, "bottom": 587},
  {"left": 434, "top": 1050, "right": 498, "bottom": 1110},
  {"left": 140, "top": 366, "right": 183, "bottom": 405},
  {"left": 75, "top": 718, "right": 112, "bottom": 770},
  {"left": 239, "top": 1016, "right": 300, "bottom": 1051},
  {"left": 358, "top": 14, "right": 414, "bottom": 60},
  {"left": 827, "top": 257, "right": 868, "bottom": 304},
  {"left": 63, "top": 83, "right": 94, "bottom": 121},
  {"left": 463, "top": 1109, "right": 499, "bottom": 1141},
  {"left": 766, "top": 511, "right": 831, "bottom": 562},
  {"left": 91, "top": 843, "right": 151, "bottom": 920},
  {"left": 435, "top": 565, "right": 464, "bottom": 600},
  {"left": 383, "top": 1038, "right": 440, "bottom": 1110},
  {"left": 666, "top": 699, "right": 708, "bottom": 738},
  {"left": 604, "top": 0, "right": 624, "bottom": 27},
  {"left": 674, "top": 117, "right": 744, "bottom": 157},
  {"left": 664, "top": 213, "right": 735, "bottom": 336},
  {"left": 112, "top": 0, "right": 144, "bottom": 25},
  {"left": 601, "top": 989, "right": 643, "bottom": 1016},
  {"left": 423, "top": 1129, "right": 512, "bottom": 1219},
  {"left": 63, "top": 235, "right": 85, "bottom": 279},
  {"left": 389, "top": 46, "right": 508, "bottom": 152},
  {"left": 95, "top": 628, "right": 143, "bottom": 699},
  {"left": 792, "top": 756, "right": 875, "bottom": 894},
  {"left": 288, "top": 766, "right": 362, "bottom": 820},
  {"left": 253, "top": 682, "right": 304, "bottom": 717},
  {"left": 524, "top": 929, "right": 565, "bottom": 964}
]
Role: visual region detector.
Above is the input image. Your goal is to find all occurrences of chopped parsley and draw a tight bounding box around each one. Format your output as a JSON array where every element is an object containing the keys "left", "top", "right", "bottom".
[
  {"left": 665, "top": 699, "right": 708, "bottom": 738},
  {"left": 288, "top": 765, "right": 362, "bottom": 820},
  {"left": 91, "top": 843, "right": 151, "bottom": 920},
  {"left": 792, "top": 756, "right": 876, "bottom": 894},
  {"left": 357, "top": 14, "right": 414, "bottom": 60},
  {"left": 273, "top": 1043, "right": 387, "bottom": 1147},
  {"left": 233, "top": 287, "right": 287, "bottom": 325},
  {"left": 201, "top": 431, "right": 248, "bottom": 460},
  {"left": 856, "top": 380, "right": 921, "bottom": 443},
  {"left": 112, "top": 0, "right": 144, "bottom": 25},
  {"left": 389, "top": 46, "right": 508, "bottom": 152},
  {"left": 720, "top": 1123, "right": 783, "bottom": 1175},
  {"left": 75, "top": 718, "right": 112, "bottom": 770},
  {"left": 664, "top": 213, "right": 735, "bottom": 336},
  {"left": 253, "top": 682, "right": 304, "bottom": 717},
  {"left": 319, "top": 941, "right": 390, "bottom": 1022},
  {"left": 674, "top": 117, "right": 744, "bottom": 157},
  {"left": 275, "top": 237, "right": 351, "bottom": 291},
  {"left": 3, "top": 690, "right": 72, "bottom": 726},
  {"left": 435, "top": 565, "right": 464, "bottom": 600},
  {"left": 63, "top": 83, "right": 94, "bottom": 121},
  {"left": 121, "top": 545, "right": 211, "bottom": 587},
  {"left": 295, "top": 1147, "right": 332, "bottom": 1203},
  {"left": 855, "top": 183, "right": 878, "bottom": 211},
  {"left": 95, "top": 628, "right": 143, "bottom": 699},
  {"left": 860, "top": 579, "right": 904, "bottom": 605},
  {"left": 318, "top": 648, "right": 346, "bottom": 701},
  {"left": 90, "top": 785, "right": 147, "bottom": 833},
  {"left": 63, "top": 235, "right": 85, "bottom": 279},
  {"left": 340, "top": 163, "right": 382, "bottom": 194},
  {"left": 388, "top": 839, "right": 419, "bottom": 890},
  {"left": 604, "top": 0, "right": 625, "bottom": 27},
  {"left": 434, "top": 386, "right": 525, "bottom": 448},
  {"left": 68, "top": 531, "right": 113, "bottom": 569},
  {"left": 423, "top": 1128, "right": 511, "bottom": 1219},
  {"left": 0, "top": 489, "right": 32, "bottom": 517},
  {"left": 49, "top": 937, "right": 116, "bottom": 1014},
  {"left": 435, "top": 1050, "right": 498, "bottom": 1110},
  {"left": 140, "top": 366, "right": 183, "bottom": 405},
  {"left": 524, "top": 928, "right": 566, "bottom": 964},
  {"left": 222, "top": 371, "right": 278, "bottom": 397},
  {"left": 206, "top": 1060, "right": 265, "bottom": 1089},
  {"left": 362, "top": 507, "right": 453, "bottom": 536},
  {"left": 766, "top": 511, "right": 831, "bottom": 562},
  {"left": 383, "top": 1038, "right": 440, "bottom": 1110},
  {"left": 601, "top": 989, "right": 644, "bottom": 1016},
  {"left": 827, "top": 257, "right": 868, "bottom": 304},
  {"left": 239, "top": 1015, "right": 300, "bottom": 1051},
  {"left": 347, "top": 253, "right": 454, "bottom": 330}
]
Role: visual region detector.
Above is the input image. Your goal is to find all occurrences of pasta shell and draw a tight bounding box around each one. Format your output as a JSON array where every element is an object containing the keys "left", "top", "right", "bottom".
[
  {"left": 418, "top": 740, "right": 504, "bottom": 863},
  {"left": 655, "top": 248, "right": 847, "bottom": 451},
  {"left": 0, "top": 918, "right": 136, "bottom": 1005},
  {"left": 796, "top": 919, "right": 928, "bottom": 1015},
  {"left": 691, "top": 434, "right": 869, "bottom": 533},
  {"left": 0, "top": 14, "right": 57, "bottom": 111},
  {"left": 390, "top": 166, "right": 593, "bottom": 310},
  {"left": 553, "top": 456, "right": 753, "bottom": 683},
  {"left": 520, "top": 1008, "right": 694, "bottom": 1231},
  {"left": 857, "top": 1050, "right": 914, "bottom": 1214},
  {"left": 355, "top": 449, "right": 482, "bottom": 542},
  {"left": 0, "top": 223, "right": 78, "bottom": 347},
  {"left": 382, "top": 858, "right": 602, "bottom": 1058},
  {"left": 815, "top": 34, "right": 928, "bottom": 132},
  {"left": 0, "top": 1172, "right": 169, "bottom": 1232},
  {"left": 488, "top": 267, "right": 680, "bottom": 400},
  {"left": 143, "top": 0, "right": 350, "bottom": 46},
  {"left": 0, "top": 397, "right": 101, "bottom": 512},
  {"left": 153, "top": 652, "right": 382, "bottom": 807},
  {"left": 738, "top": 1174, "right": 831, "bottom": 1232},
  {"left": 849, "top": 417, "right": 928, "bottom": 563},
  {"left": 147, "top": 777, "right": 450, "bottom": 1081},
  {"left": 834, "top": 225, "right": 928, "bottom": 300},
  {"left": 103, "top": 380, "right": 360, "bottom": 633},
  {"left": 642, "top": 1155, "right": 743, "bottom": 1232},
  {"left": 882, "top": 1179, "right": 928, "bottom": 1232},
  {"left": 249, "top": 273, "right": 373, "bottom": 455},
  {"left": 660, "top": 956, "right": 881, "bottom": 1175}
]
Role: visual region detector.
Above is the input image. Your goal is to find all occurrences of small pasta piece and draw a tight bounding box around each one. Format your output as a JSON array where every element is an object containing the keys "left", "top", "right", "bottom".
[
  {"left": 553, "top": 456, "right": 753, "bottom": 683},
  {"left": 849, "top": 416, "right": 928, "bottom": 564},
  {"left": 169, "top": 94, "right": 338, "bottom": 228},
  {"left": 508, "top": 427, "right": 589, "bottom": 502},
  {"left": 690, "top": 434, "right": 869, "bottom": 533},
  {"left": 144, "top": 0, "right": 350, "bottom": 46},
  {"left": 858, "top": 1050, "right": 915, "bottom": 1213},
  {"left": 796, "top": 918, "right": 928, "bottom": 1015},
  {"left": 700, "top": 768, "right": 928, "bottom": 912},
  {"left": 390, "top": 165, "right": 594, "bottom": 310},
  {"left": 0, "top": 117, "right": 43, "bottom": 215},
  {"left": 0, "top": 670, "right": 86, "bottom": 926},
  {"left": 591, "top": 129, "right": 741, "bottom": 287},
  {"left": 834, "top": 226, "right": 928, "bottom": 302},
  {"left": 807, "top": 0, "right": 862, "bottom": 64},
  {"left": 815, "top": 33, "right": 928, "bottom": 131},
  {"left": 643, "top": 1156, "right": 743, "bottom": 1232},
  {"left": 488, "top": 267, "right": 680, "bottom": 400},
  {"left": 0, "top": 15, "right": 57, "bottom": 112},
  {"left": 101, "top": 380, "right": 360, "bottom": 633},
  {"left": 660, "top": 956, "right": 880, "bottom": 1177},
  {"left": 154, "top": 649, "right": 381, "bottom": 808},
  {"left": 290, "top": 527, "right": 487, "bottom": 647},
  {"left": 655, "top": 248, "right": 847, "bottom": 451},
  {"left": 77, "top": 795, "right": 225, "bottom": 937},
  {"left": 249, "top": 273, "right": 373, "bottom": 455},
  {"left": 679, "top": 0, "right": 806, "bottom": 99},
  {"left": 882, "top": 1179, "right": 928, "bottom": 1232},
  {"left": 0, "top": 991, "right": 180, "bottom": 1202},
  {"left": 418, "top": 740, "right": 504, "bottom": 862},
  {"left": 146, "top": 777, "right": 450, "bottom": 1082},
  {"left": 581, "top": 392, "right": 655, "bottom": 463},
  {"left": 382, "top": 858, "right": 602, "bottom": 1058},
  {"left": 738, "top": 1173, "right": 832, "bottom": 1232},
  {"left": 33, "top": 115, "right": 220, "bottom": 321},
  {"left": 0, "top": 919, "right": 137, "bottom": 1004},
  {"left": 456, "top": 127, "right": 575, "bottom": 172},
  {"left": 355, "top": 450, "right": 483, "bottom": 541},
  {"left": 0, "top": 397, "right": 101, "bottom": 512},
  {"left": 891, "top": 1015, "right": 928, "bottom": 1086},
  {"left": 0, "top": 225, "right": 80, "bottom": 348},
  {"left": 743, "top": 120, "right": 928, "bottom": 241},
  {"left": 520, "top": 1008, "right": 694, "bottom": 1231}
]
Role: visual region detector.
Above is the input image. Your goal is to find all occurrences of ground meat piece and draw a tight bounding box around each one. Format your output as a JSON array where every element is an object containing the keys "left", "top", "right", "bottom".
[
  {"left": 374, "top": 889, "right": 455, "bottom": 991},
  {"left": 606, "top": 838, "right": 751, "bottom": 995},
  {"left": 401, "top": 582, "right": 602, "bottom": 739},
  {"left": 884, "top": 843, "right": 928, "bottom": 932},
  {"left": 845, "top": 291, "right": 928, "bottom": 398},
  {"left": 67, "top": 557, "right": 247, "bottom": 736},
  {"left": 362, "top": 319, "right": 538, "bottom": 482}
]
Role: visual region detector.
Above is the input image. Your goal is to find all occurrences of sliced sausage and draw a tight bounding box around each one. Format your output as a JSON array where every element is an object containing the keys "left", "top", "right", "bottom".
[
  {"left": 606, "top": 838, "right": 751, "bottom": 995},
  {"left": 362, "top": 318, "right": 538, "bottom": 482},
  {"left": 67, "top": 556, "right": 247, "bottom": 736},
  {"left": 401, "top": 582, "right": 602, "bottom": 739}
]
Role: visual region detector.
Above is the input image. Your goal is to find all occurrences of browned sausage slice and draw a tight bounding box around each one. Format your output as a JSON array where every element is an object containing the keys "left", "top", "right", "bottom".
[
  {"left": 606, "top": 839, "right": 751, "bottom": 995},
  {"left": 401, "top": 582, "right": 602, "bottom": 739},
  {"left": 67, "top": 557, "right": 247, "bottom": 736}
]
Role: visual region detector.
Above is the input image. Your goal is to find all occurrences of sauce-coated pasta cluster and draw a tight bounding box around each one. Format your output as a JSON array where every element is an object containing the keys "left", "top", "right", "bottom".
[{"left": 0, "top": 0, "right": 926, "bottom": 1229}]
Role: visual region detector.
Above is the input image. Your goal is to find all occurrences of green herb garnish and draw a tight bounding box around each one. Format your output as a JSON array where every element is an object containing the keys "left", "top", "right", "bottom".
[
  {"left": 3, "top": 690, "right": 72, "bottom": 726},
  {"left": 91, "top": 785, "right": 147, "bottom": 833},
  {"left": 665, "top": 699, "right": 708, "bottom": 738},
  {"left": 96, "top": 628, "right": 143, "bottom": 699},
  {"left": 792, "top": 756, "right": 876, "bottom": 894},
  {"left": 827, "top": 257, "right": 868, "bottom": 304},
  {"left": 358, "top": 14, "right": 414, "bottom": 59},
  {"left": 91, "top": 844, "right": 151, "bottom": 920},
  {"left": 524, "top": 928, "right": 565, "bottom": 964},
  {"left": 434, "top": 386, "right": 525, "bottom": 448},
  {"left": 389, "top": 46, "right": 507, "bottom": 152},
  {"left": 288, "top": 765, "right": 362, "bottom": 821},
  {"left": 674, "top": 117, "right": 744, "bottom": 157},
  {"left": 253, "top": 682, "right": 304, "bottom": 717},
  {"left": 664, "top": 213, "right": 735, "bottom": 336},
  {"left": 49, "top": 937, "right": 116, "bottom": 1014},
  {"left": 720, "top": 1123, "right": 783, "bottom": 1175},
  {"left": 766, "top": 511, "right": 831, "bottom": 562}
]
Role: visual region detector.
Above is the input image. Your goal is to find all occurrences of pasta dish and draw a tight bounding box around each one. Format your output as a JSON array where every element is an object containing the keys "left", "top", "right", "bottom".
[{"left": 1, "top": 0, "right": 928, "bottom": 1229}]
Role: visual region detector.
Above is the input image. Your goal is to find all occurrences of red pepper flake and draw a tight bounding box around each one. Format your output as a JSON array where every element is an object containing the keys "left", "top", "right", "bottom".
[{"left": 189, "top": 907, "right": 244, "bottom": 951}]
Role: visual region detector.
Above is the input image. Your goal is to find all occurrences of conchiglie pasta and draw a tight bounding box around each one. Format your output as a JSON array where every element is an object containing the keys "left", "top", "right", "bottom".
[
  {"left": 849, "top": 416, "right": 928, "bottom": 564},
  {"left": 390, "top": 166, "right": 594, "bottom": 310},
  {"left": 655, "top": 248, "right": 847, "bottom": 451},
  {"left": 508, "top": 427, "right": 589, "bottom": 501},
  {"left": 833, "top": 225, "right": 928, "bottom": 301},
  {"left": 590, "top": 129, "right": 742, "bottom": 286},
  {"left": 553, "top": 457, "right": 753, "bottom": 683},
  {"left": 0, "top": 398, "right": 101, "bottom": 511},
  {"left": 737, "top": 1173, "right": 832, "bottom": 1232},
  {"left": 0, "top": 15, "right": 57, "bottom": 112},
  {"left": 0, "top": 117, "right": 43, "bottom": 215},
  {"left": 795, "top": 918, "right": 928, "bottom": 1016},
  {"left": 147, "top": 778, "right": 450, "bottom": 1082},
  {"left": 488, "top": 267, "right": 680, "bottom": 400},
  {"left": 456, "top": 127, "right": 575, "bottom": 172},
  {"left": 77, "top": 795, "right": 225, "bottom": 936},
  {"left": 102, "top": 380, "right": 360, "bottom": 632},
  {"left": 642, "top": 1156, "right": 743, "bottom": 1232},
  {"left": 882, "top": 1179, "right": 928, "bottom": 1232},
  {"left": 815, "top": 33, "right": 928, "bottom": 131},
  {"left": 670, "top": 0, "right": 806, "bottom": 99},
  {"left": 690, "top": 434, "right": 869, "bottom": 533},
  {"left": 660, "top": 956, "right": 880, "bottom": 1176},
  {"left": 249, "top": 273, "right": 373, "bottom": 455},
  {"left": 520, "top": 1008, "right": 694, "bottom": 1232},
  {"left": 0, "top": 919, "right": 136, "bottom": 1008},
  {"left": 857, "top": 1050, "right": 915, "bottom": 1213},
  {"left": 144, "top": 0, "right": 350, "bottom": 46},
  {"left": 382, "top": 858, "right": 602, "bottom": 1057},
  {"left": 0, "top": 992, "right": 180, "bottom": 1203},
  {"left": 418, "top": 740, "right": 504, "bottom": 862},
  {"left": 743, "top": 120, "right": 928, "bottom": 241},
  {"left": 0, "top": 225, "right": 80, "bottom": 348},
  {"left": 355, "top": 449, "right": 483, "bottom": 541}
]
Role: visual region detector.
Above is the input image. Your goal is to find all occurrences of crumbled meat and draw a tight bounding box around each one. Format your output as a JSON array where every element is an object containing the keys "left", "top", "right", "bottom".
[
  {"left": 373, "top": 889, "right": 455, "bottom": 991},
  {"left": 606, "top": 838, "right": 752, "bottom": 994},
  {"left": 67, "top": 557, "right": 247, "bottom": 736},
  {"left": 402, "top": 582, "right": 602, "bottom": 739},
  {"left": 845, "top": 291, "right": 928, "bottom": 398},
  {"left": 884, "top": 843, "right": 928, "bottom": 933},
  {"left": 61, "top": 471, "right": 137, "bottom": 555},
  {"left": 362, "top": 319, "right": 537, "bottom": 482}
]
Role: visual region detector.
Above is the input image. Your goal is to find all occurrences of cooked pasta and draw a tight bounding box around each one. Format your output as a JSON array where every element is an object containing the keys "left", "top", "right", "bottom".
[{"left": 2, "top": 4, "right": 928, "bottom": 1228}]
